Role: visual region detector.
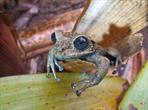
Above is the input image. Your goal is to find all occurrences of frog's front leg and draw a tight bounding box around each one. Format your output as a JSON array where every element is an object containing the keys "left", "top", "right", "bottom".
[
  {"left": 71, "top": 55, "right": 110, "bottom": 96},
  {"left": 47, "top": 49, "right": 63, "bottom": 81}
]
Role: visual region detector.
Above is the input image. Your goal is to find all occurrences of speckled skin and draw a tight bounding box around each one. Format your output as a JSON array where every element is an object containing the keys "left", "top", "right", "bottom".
[
  {"left": 47, "top": 30, "right": 122, "bottom": 96},
  {"left": 49, "top": 30, "right": 145, "bottom": 97}
]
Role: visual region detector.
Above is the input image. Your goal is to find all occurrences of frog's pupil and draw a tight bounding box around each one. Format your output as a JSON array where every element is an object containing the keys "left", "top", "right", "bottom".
[
  {"left": 74, "top": 36, "right": 89, "bottom": 51},
  {"left": 51, "top": 32, "right": 56, "bottom": 44}
]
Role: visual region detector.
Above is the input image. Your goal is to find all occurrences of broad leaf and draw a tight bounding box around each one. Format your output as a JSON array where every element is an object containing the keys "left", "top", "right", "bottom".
[
  {"left": 0, "top": 73, "right": 128, "bottom": 110},
  {"left": 119, "top": 61, "right": 148, "bottom": 110}
]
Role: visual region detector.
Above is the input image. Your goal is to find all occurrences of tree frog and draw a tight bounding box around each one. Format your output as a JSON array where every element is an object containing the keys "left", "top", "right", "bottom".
[{"left": 47, "top": 30, "right": 143, "bottom": 96}]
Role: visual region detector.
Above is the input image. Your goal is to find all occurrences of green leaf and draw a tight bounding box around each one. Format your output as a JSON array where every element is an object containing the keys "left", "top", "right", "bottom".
[
  {"left": 0, "top": 73, "right": 127, "bottom": 110},
  {"left": 119, "top": 61, "right": 148, "bottom": 110}
]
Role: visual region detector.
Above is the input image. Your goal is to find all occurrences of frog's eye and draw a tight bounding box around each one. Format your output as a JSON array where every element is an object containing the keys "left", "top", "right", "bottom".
[
  {"left": 51, "top": 32, "right": 56, "bottom": 44},
  {"left": 74, "top": 36, "right": 89, "bottom": 51}
]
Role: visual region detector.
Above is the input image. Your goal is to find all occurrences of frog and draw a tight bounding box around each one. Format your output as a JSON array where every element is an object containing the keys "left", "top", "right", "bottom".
[{"left": 46, "top": 30, "right": 128, "bottom": 96}]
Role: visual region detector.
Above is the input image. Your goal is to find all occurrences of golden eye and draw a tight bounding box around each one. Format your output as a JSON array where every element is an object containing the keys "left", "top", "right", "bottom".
[{"left": 73, "top": 36, "right": 89, "bottom": 51}]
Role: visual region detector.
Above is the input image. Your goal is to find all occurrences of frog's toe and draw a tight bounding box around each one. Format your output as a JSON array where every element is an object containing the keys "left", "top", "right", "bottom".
[
  {"left": 54, "top": 58, "right": 63, "bottom": 72},
  {"left": 76, "top": 90, "right": 81, "bottom": 96},
  {"left": 55, "top": 77, "right": 60, "bottom": 81},
  {"left": 59, "top": 66, "right": 63, "bottom": 72},
  {"left": 71, "top": 82, "right": 78, "bottom": 89},
  {"left": 46, "top": 72, "right": 50, "bottom": 78}
]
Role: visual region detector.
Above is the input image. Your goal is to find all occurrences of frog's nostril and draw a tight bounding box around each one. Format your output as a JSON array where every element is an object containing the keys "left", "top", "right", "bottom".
[{"left": 51, "top": 32, "right": 56, "bottom": 44}]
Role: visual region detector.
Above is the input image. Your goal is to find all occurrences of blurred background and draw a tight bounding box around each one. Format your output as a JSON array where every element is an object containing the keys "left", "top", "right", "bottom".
[{"left": 0, "top": 0, "right": 148, "bottom": 83}]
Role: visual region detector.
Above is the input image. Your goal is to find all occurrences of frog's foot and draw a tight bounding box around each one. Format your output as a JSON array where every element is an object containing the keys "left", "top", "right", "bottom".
[
  {"left": 49, "top": 62, "right": 60, "bottom": 81},
  {"left": 71, "top": 75, "right": 101, "bottom": 96},
  {"left": 71, "top": 79, "right": 90, "bottom": 96}
]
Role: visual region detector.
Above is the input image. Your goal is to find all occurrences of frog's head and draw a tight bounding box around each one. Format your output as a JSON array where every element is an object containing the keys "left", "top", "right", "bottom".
[{"left": 50, "top": 30, "right": 96, "bottom": 60}]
